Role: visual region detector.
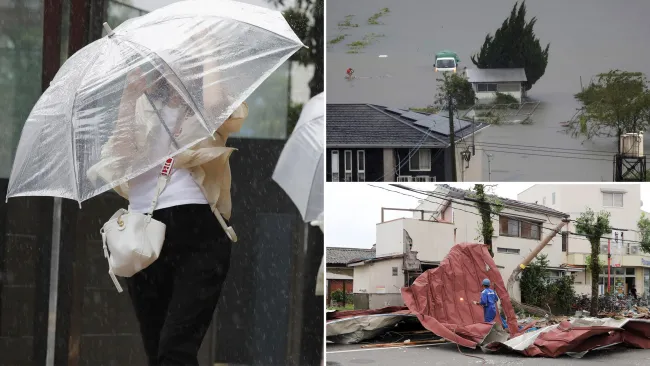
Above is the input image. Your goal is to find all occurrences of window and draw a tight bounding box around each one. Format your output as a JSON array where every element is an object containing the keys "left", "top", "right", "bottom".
[
  {"left": 552, "top": 192, "right": 556, "bottom": 205},
  {"left": 477, "top": 83, "right": 498, "bottom": 92},
  {"left": 344, "top": 150, "right": 352, "bottom": 182},
  {"left": 603, "top": 192, "right": 624, "bottom": 207},
  {"left": 357, "top": 150, "right": 365, "bottom": 182},
  {"left": 331, "top": 150, "right": 339, "bottom": 182},
  {"left": 496, "top": 83, "right": 520, "bottom": 93},
  {"left": 626, "top": 268, "right": 635, "bottom": 276},
  {"left": 409, "top": 149, "right": 431, "bottom": 171},
  {"left": 497, "top": 247, "right": 520, "bottom": 255},
  {"left": 392, "top": 267, "right": 398, "bottom": 276},
  {"left": 562, "top": 232, "right": 568, "bottom": 252},
  {"left": 499, "top": 216, "right": 542, "bottom": 240}
]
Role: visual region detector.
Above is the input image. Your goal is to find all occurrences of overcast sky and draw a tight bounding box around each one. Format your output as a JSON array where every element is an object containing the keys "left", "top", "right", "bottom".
[{"left": 325, "top": 183, "right": 650, "bottom": 249}]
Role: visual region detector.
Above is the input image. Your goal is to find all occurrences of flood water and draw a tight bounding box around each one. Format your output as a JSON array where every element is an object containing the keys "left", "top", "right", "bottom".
[{"left": 326, "top": 0, "right": 650, "bottom": 181}]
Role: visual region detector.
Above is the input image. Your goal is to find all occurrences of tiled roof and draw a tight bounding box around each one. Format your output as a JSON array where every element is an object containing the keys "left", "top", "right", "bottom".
[
  {"left": 326, "top": 246, "right": 376, "bottom": 265},
  {"left": 327, "top": 104, "right": 488, "bottom": 148},
  {"left": 435, "top": 184, "right": 569, "bottom": 218}
]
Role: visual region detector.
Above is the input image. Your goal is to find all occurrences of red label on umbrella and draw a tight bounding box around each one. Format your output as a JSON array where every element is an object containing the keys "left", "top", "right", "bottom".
[{"left": 161, "top": 158, "right": 174, "bottom": 176}]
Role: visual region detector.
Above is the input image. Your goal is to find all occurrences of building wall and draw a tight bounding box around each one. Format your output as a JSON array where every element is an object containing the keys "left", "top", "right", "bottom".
[
  {"left": 473, "top": 82, "right": 523, "bottom": 103},
  {"left": 326, "top": 148, "right": 384, "bottom": 182},
  {"left": 518, "top": 184, "right": 642, "bottom": 255},
  {"left": 383, "top": 148, "right": 396, "bottom": 181},
  {"left": 327, "top": 267, "right": 353, "bottom": 277},
  {"left": 375, "top": 220, "right": 406, "bottom": 257},
  {"left": 456, "top": 143, "right": 484, "bottom": 182},
  {"left": 352, "top": 258, "right": 403, "bottom": 295}
]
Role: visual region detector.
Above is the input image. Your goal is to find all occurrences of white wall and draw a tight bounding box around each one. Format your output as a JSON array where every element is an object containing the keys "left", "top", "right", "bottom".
[
  {"left": 375, "top": 219, "right": 405, "bottom": 257},
  {"left": 457, "top": 143, "right": 484, "bottom": 182},
  {"left": 473, "top": 82, "right": 523, "bottom": 103},
  {"left": 518, "top": 184, "right": 642, "bottom": 254},
  {"left": 353, "top": 258, "right": 404, "bottom": 295}
]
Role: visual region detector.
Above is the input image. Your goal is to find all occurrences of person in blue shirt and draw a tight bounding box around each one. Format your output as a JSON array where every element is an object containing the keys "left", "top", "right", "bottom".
[{"left": 473, "top": 278, "right": 499, "bottom": 322}]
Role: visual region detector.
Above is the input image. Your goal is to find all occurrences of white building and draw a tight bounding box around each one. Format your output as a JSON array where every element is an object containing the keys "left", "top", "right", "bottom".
[
  {"left": 349, "top": 184, "right": 576, "bottom": 309},
  {"left": 465, "top": 68, "right": 527, "bottom": 103},
  {"left": 518, "top": 184, "right": 650, "bottom": 297}
]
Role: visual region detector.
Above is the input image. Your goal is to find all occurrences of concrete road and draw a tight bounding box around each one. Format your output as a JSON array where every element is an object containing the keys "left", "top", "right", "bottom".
[{"left": 326, "top": 342, "right": 650, "bottom": 366}]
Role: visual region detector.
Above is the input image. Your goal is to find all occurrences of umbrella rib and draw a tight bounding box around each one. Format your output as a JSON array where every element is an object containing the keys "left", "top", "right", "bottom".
[
  {"left": 68, "top": 43, "right": 108, "bottom": 204},
  {"left": 117, "top": 37, "right": 214, "bottom": 136}
]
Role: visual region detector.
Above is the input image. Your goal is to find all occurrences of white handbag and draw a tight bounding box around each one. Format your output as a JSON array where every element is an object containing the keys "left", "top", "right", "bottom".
[{"left": 100, "top": 158, "right": 175, "bottom": 293}]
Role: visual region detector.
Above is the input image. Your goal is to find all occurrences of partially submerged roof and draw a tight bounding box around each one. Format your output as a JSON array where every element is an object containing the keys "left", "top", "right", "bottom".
[
  {"left": 326, "top": 246, "right": 376, "bottom": 265},
  {"left": 434, "top": 184, "right": 569, "bottom": 218},
  {"left": 327, "top": 104, "right": 488, "bottom": 148},
  {"left": 466, "top": 68, "right": 527, "bottom": 83}
]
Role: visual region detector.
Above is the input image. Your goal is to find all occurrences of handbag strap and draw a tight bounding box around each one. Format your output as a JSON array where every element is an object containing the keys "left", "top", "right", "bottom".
[{"left": 147, "top": 158, "right": 174, "bottom": 216}]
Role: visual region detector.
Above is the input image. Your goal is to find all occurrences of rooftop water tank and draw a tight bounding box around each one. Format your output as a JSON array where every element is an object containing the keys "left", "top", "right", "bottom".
[{"left": 619, "top": 133, "right": 644, "bottom": 157}]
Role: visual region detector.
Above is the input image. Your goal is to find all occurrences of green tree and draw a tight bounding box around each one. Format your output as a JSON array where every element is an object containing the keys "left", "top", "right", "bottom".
[
  {"left": 471, "top": 184, "right": 503, "bottom": 257},
  {"left": 275, "top": 0, "right": 324, "bottom": 97},
  {"left": 565, "top": 70, "right": 650, "bottom": 150},
  {"left": 575, "top": 208, "right": 611, "bottom": 316},
  {"left": 520, "top": 254, "right": 550, "bottom": 307},
  {"left": 471, "top": 1, "right": 549, "bottom": 91},
  {"left": 637, "top": 212, "right": 650, "bottom": 254},
  {"left": 434, "top": 72, "right": 476, "bottom": 111}
]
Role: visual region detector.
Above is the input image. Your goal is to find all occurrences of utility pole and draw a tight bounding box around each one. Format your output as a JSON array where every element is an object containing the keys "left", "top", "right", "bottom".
[
  {"left": 448, "top": 94, "right": 457, "bottom": 181},
  {"left": 485, "top": 153, "right": 493, "bottom": 182}
]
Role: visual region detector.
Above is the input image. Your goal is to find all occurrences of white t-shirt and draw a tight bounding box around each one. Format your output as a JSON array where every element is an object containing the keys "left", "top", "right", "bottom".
[{"left": 128, "top": 104, "right": 208, "bottom": 213}]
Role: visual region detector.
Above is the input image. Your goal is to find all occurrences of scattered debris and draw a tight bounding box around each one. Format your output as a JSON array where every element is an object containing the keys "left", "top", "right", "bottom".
[{"left": 361, "top": 339, "right": 448, "bottom": 348}]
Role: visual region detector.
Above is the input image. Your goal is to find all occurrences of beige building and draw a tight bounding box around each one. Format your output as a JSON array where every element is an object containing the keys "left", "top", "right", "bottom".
[
  {"left": 349, "top": 185, "right": 577, "bottom": 309},
  {"left": 518, "top": 184, "right": 650, "bottom": 297}
]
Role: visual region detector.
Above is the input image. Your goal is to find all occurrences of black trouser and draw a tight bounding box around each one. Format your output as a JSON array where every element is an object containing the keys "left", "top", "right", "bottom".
[{"left": 126, "top": 204, "right": 231, "bottom": 366}]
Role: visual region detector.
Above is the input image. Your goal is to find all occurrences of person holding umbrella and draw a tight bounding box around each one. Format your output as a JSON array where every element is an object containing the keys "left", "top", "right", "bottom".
[
  {"left": 97, "top": 65, "right": 248, "bottom": 365},
  {"left": 6, "top": 1, "right": 305, "bottom": 365}
]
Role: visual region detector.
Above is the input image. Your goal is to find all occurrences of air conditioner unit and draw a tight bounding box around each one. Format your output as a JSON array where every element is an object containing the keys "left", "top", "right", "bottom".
[
  {"left": 630, "top": 245, "right": 640, "bottom": 255},
  {"left": 620, "top": 133, "right": 644, "bottom": 157},
  {"left": 397, "top": 176, "right": 413, "bottom": 182}
]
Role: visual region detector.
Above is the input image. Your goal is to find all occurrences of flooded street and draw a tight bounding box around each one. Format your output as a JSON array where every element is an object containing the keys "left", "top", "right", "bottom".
[{"left": 326, "top": 0, "right": 650, "bottom": 181}]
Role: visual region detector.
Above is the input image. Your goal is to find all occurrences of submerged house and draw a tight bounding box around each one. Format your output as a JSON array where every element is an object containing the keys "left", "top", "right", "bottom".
[{"left": 465, "top": 68, "right": 528, "bottom": 102}]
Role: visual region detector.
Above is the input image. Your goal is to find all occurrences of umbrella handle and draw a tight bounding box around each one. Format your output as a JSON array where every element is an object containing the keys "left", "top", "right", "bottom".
[{"left": 214, "top": 209, "right": 237, "bottom": 242}]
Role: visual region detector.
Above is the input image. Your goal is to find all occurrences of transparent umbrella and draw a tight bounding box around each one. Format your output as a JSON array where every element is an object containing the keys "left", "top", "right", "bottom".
[
  {"left": 6, "top": 0, "right": 303, "bottom": 203},
  {"left": 272, "top": 92, "right": 324, "bottom": 223}
]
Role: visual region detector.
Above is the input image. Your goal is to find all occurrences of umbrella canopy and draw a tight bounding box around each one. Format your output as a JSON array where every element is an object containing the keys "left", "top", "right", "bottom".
[
  {"left": 273, "top": 92, "right": 323, "bottom": 222},
  {"left": 7, "top": 0, "right": 303, "bottom": 203}
]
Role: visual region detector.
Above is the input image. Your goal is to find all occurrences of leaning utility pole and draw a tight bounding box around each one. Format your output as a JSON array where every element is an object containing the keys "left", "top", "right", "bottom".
[
  {"left": 448, "top": 94, "right": 457, "bottom": 181},
  {"left": 506, "top": 219, "right": 569, "bottom": 315}
]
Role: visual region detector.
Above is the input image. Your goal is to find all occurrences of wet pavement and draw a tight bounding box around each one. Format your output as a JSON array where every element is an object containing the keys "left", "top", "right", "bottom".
[
  {"left": 326, "top": 342, "right": 650, "bottom": 365},
  {"left": 326, "top": 0, "right": 650, "bottom": 181}
]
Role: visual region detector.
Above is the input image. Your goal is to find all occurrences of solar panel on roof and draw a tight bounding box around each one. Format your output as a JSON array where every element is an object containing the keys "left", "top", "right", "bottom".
[
  {"left": 402, "top": 111, "right": 425, "bottom": 121},
  {"left": 385, "top": 107, "right": 405, "bottom": 115}
]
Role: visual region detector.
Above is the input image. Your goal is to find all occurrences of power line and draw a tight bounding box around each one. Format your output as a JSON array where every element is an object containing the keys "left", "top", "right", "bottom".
[{"left": 474, "top": 148, "right": 613, "bottom": 162}]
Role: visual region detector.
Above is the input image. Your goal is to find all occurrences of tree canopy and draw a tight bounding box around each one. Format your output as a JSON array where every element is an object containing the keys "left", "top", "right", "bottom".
[
  {"left": 434, "top": 72, "right": 476, "bottom": 110},
  {"left": 275, "top": 0, "right": 324, "bottom": 97},
  {"left": 471, "top": 1, "right": 549, "bottom": 91},
  {"left": 637, "top": 212, "right": 650, "bottom": 254},
  {"left": 575, "top": 208, "right": 611, "bottom": 316},
  {"left": 565, "top": 70, "right": 650, "bottom": 143}
]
